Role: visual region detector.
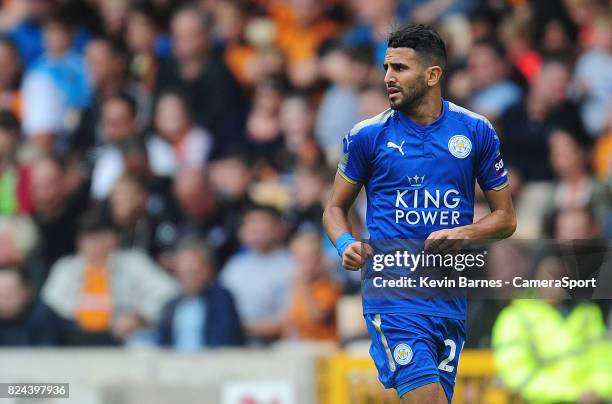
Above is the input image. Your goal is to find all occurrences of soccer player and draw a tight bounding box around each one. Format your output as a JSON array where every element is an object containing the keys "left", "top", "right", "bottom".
[{"left": 323, "top": 25, "right": 516, "bottom": 403}]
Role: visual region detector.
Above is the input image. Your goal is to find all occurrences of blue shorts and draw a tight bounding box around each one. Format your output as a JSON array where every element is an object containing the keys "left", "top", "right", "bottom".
[{"left": 364, "top": 312, "right": 466, "bottom": 401}]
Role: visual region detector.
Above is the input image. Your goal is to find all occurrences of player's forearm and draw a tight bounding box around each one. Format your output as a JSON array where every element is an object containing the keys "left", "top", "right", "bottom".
[
  {"left": 462, "top": 209, "right": 516, "bottom": 240},
  {"left": 322, "top": 205, "right": 353, "bottom": 244}
]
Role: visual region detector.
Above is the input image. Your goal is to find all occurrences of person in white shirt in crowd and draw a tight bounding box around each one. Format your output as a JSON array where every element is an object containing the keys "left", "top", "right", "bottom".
[
  {"left": 146, "top": 90, "right": 213, "bottom": 178},
  {"left": 21, "top": 14, "right": 90, "bottom": 153},
  {"left": 90, "top": 93, "right": 140, "bottom": 200}
]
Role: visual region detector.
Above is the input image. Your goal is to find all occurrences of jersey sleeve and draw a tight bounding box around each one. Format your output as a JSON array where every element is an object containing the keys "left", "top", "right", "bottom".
[
  {"left": 337, "top": 128, "right": 371, "bottom": 184},
  {"left": 475, "top": 119, "right": 509, "bottom": 191}
]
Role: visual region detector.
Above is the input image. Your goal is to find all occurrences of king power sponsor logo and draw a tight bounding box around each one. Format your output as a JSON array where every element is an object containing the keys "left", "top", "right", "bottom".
[{"left": 394, "top": 188, "right": 461, "bottom": 226}]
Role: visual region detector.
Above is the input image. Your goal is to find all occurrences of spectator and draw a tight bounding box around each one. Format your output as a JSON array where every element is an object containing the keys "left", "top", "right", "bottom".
[
  {"left": 284, "top": 231, "right": 341, "bottom": 341},
  {"left": 498, "top": 16, "right": 542, "bottom": 84},
  {"left": 246, "top": 79, "right": 286, "bottom": 175},
  {"left": 563, "top": 0, "right": 605, "bottom": 48},
  {"left": 541, "top": 129, "right": 608, "bottom": 236},
  {"left": 125, "top": 2, "right": 163, "bottom": 126},
  {"left": 220, "top": 204, "right": 294, "bottom": 343},
  {"left": 207, "top": 152, "right": 254, "bottom": 263},
  {"left": 0, "top": 111, "right": 32, "bottom": 215},
  {"left": 316, "top": 44, "right": 370, "bottom": 163},
  {"left": 90, "top": 93, "right": 142, "bottom": 200},
  {"left": 409, "top": 0, "right": 480, "bottom": 26},
  {"left": 211, "top": 0, "right": 261, "bottom": 87},
  {"left": 539, "top": 18, "right": 575, "bottom": 57},
  {"left": 208, "top": 151, "right": 254, "bottom": 209},
  {"left": 4, "top": 0, "right": 57, "bottom": 66},
  {"left": 592, "top": 105, "right": 612, "bottom": 178},
  {"left": 286, "top": 165, "right": 331, "bottom": 234},
  {"left": 467, "top": 38, "right": 523, "bottom": 121},
  {"left": 172, "top": 167, "right": 237, "bottom": 266},
  {"left": 0, "top": 38, "right": 23, "bottom": 119},
  {"left": 157, "top": 237, "right": 243, "bottom": 350},
  {"left": 41, "top": 211, "right": 179, "bottom": 345},
  {"left": 530, "top": 207, "right": 605, "bottom": 306},
  {"left": 359, "top": 84, "right": 389, "bottom": 119},
  {"left": 0, "top": 216, "right": 38, "bottom": 270},
  {"left": 343, "top": 0, "right": 399, "bottom": 67},
  {"left": 279, "top": 93, "right": 323, "bottom": 171},
  {"left": 493, "top": 298, "right": 612, "bottom": 402},
  {"left": 0, "top": 267, "right": 59, "bottom": 346},
  {"left": 571, "top": 12, "right": 612, "bottom": 137},
  {"left": 97, "top": 0, "right": 129, "bottom": 44},
  {"left": 73, "top": 39, "right": 130, "bottom": 155},
  {"left": 30, "top": 156, "right": 89, "bottom": 291},
  {"left": 155, "top": 6, "right": 245, "bottom": 153},
  {"left": 268, "top": 0, "right": 339, "bottom": 89},
  {"left": 107, "top": 173, "right": 176, "bottom": 260},
  {"left": 499, "top": 59, "right": 584, "bottom": 182},
  {"left": 553, "top": 207, "right": 600, "bottom": 241},
  {"left": 21, "top": 14, "right": 90, "bottom": 153},
  {"left": 147, "top": 90, "right": 213, "bottom": 178}
]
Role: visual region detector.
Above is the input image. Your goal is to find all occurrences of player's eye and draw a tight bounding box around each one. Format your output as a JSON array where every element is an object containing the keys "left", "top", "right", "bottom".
[{"left": 383, "top": 64, "right": 388, "bottom": 71}]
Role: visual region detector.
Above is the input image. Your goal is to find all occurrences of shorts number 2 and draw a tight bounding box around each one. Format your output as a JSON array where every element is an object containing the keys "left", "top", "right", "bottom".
[{"left": 438, "top": 339, "right": 460, "bottom": 372}]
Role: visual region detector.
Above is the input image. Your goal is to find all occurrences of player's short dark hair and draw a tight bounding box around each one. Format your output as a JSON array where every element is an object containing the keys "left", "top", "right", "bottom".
[{"left": 387, "top": 24, "right": 447, "bottom": 71}]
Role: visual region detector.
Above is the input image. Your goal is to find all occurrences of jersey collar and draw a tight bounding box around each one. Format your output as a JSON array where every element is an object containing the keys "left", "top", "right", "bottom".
[{"left": 395, "top": 99, "right": 448, "bottom": 132}]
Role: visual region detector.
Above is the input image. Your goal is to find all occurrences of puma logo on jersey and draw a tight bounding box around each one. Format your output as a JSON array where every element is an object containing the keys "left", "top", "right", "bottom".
[{"left": 387, "top": 141, "right": 405, "bottom": 156}]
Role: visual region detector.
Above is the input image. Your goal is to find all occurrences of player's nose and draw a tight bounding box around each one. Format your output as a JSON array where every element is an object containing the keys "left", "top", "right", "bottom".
[{"left": 384, "top": 68, "right": 396, "bottom": 85}]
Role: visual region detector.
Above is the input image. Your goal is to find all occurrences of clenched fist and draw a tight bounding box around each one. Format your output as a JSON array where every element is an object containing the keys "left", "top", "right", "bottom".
[{"left": 342, "top": 241, "right": 374, "bottom": 271}]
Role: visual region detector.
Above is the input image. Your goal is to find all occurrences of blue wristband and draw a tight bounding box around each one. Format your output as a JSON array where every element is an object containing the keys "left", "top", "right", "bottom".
[{"left": 335, "top": 232, "right": 358, "bottom": 257}]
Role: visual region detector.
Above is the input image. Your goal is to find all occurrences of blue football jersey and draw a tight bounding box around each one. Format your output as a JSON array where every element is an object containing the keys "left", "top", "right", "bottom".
[{"left": 338, "top": 99, "right": 508, "bottom": 319}]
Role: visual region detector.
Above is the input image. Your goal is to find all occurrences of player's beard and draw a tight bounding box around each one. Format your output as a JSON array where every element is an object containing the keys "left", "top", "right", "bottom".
[{"left": 388, "top": 79, "right": 427, "bottom": 113}]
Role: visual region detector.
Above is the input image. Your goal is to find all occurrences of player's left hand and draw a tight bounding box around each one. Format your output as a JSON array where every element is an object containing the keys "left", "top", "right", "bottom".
[{"left": 425, "top": 227, "right": 472, "bottom": 254}]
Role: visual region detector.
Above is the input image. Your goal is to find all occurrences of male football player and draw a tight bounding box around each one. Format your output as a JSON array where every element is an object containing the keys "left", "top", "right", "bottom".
[{"left": 323, "top": 25, "right": 516, "bottom": 403}]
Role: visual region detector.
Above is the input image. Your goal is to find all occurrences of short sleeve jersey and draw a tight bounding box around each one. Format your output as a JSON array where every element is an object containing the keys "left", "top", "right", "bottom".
[{"left": 338, "top": 100, "right": 508, "bottom": 318}]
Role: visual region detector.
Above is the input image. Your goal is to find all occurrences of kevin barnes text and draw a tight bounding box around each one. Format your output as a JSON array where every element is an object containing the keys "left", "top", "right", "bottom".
[{"left": 372, "top": 276, "right": 597, "bottom": 289}]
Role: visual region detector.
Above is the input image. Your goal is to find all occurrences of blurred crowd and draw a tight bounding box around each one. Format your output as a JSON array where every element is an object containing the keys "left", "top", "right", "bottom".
[{"left": 0, "top": 0, "right": 611, "bottom": 351}]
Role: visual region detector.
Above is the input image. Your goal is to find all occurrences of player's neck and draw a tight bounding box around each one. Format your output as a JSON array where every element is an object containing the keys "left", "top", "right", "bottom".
[{"left": 400, "top": 95, "right": 443, "bottom": 126}]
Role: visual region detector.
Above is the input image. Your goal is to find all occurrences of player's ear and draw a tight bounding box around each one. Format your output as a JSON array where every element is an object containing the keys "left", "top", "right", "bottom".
[{"left": 426, "top": 65, "right": 443, "bottom": 87}]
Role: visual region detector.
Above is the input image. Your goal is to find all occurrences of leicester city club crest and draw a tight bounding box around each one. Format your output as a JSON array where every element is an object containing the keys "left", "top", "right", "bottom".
[
  {"left": 448, "top": 135, "right": 472, "bottom": 159},
  {"left": 393, "top": 343, "right": 413, "bottom": 365}
]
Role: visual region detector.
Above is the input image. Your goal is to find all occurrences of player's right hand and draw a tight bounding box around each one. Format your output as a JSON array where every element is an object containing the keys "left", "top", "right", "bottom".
[{"left": 342, "top": 242, "right": 373, "bottom": 271}]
